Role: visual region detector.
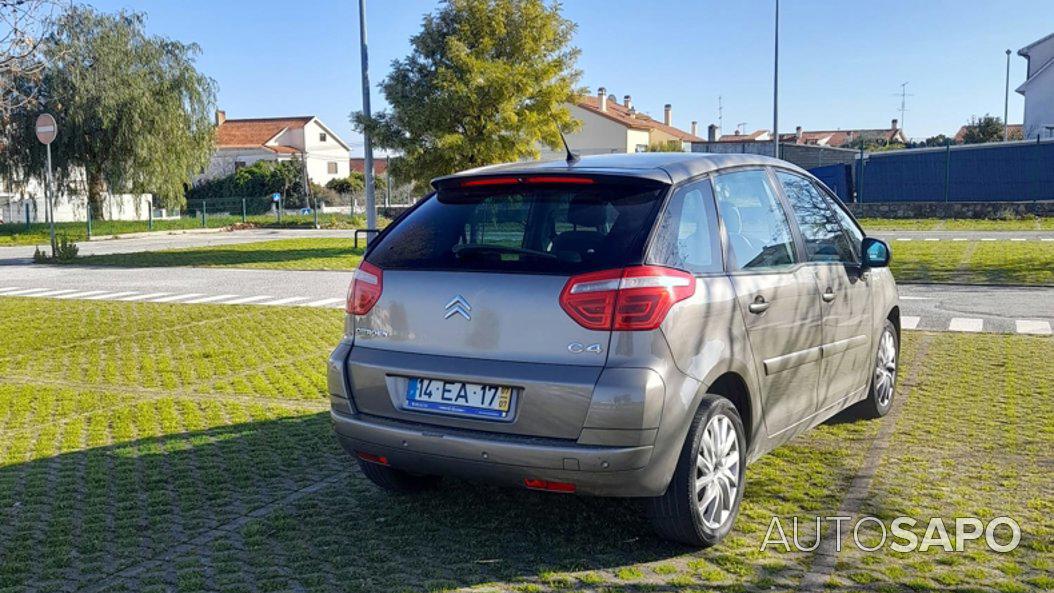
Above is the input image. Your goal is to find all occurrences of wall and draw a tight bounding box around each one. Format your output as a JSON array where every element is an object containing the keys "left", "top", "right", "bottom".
[
  {"left": 564, "top": 104, "right": 636, "bottom": 154},
  {"left": 198, "top": 148, "right": 277, "bottom": 182},
  {"left": 847, "top": 200, "right": 1054, "bottom": 219},
  {"left": 690, "top": 141, "right": 856, "bottom": 169},
  {"left": 301, "top": 120, "right": 350, "bottom": 185},
  {"left": 1021, "top": 65, "right": 1054, "bottom": 140},
  {"left": 1, "top": 193, "right": 152, "bottom": 223}
]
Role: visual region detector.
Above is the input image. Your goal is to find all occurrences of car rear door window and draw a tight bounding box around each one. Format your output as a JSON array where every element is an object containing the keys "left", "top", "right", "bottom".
[
  {"left": 776, "top": 171, "right": 856, "bottom": 263},
  {"left": 712, "top": 170, "right": 796, "bottom": 270},
  {"left": 367, "top": 179, "right": 667, "bottom": 274},
  {"left": 649, "top": 179, "right": 722, "bottom": 274}
]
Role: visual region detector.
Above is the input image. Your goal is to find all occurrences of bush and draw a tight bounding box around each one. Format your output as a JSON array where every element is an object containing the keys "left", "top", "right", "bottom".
[{"left": 31, "top": 234, "right": 79, "bottom": 263}]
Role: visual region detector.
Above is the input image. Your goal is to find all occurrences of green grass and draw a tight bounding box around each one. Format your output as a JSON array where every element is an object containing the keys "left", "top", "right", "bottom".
[
  {"left": 890, "top": 240, "right": 1054, "bottom": 285},
  {"left": 75, "top": 237, "right": 366, "bottom": 271},
  {"left": 0, "top": 296, "right": 1049, "bottom": 592},
  {"left": 0, "top": 212, "right": 378, "bottom": 246},
  {"left": 858, "top": 217, "right": 1054, "bottom": 232}
]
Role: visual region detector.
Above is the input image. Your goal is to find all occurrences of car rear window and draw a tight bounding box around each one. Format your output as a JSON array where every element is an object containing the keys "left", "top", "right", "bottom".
[{"left": 367, "top": 179, "right": 668, "bottom": 274}]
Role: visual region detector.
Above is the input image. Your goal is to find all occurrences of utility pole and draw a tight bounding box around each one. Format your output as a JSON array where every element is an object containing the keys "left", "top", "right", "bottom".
[
  {"left": 772, "top": 0, "right": 779, "bottom": 159},
  {"left": 1004, "top": 49, "right": 1011, "bottom": 141},
  {"left": 358, "top": 0, "right": 377, "bottom": 235},
  {"left": 385, "top": 154, "right": 391, "bottom": 208}
]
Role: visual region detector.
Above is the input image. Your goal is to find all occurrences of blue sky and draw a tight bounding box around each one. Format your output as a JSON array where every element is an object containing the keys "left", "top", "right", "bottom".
[{"left": 90, "top": 1, "right": 1054, "bottom": 154}]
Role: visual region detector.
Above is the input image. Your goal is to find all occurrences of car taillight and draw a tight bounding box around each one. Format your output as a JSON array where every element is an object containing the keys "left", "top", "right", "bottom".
[
  {"left": 347, "top": 261, "right": 383, "bottom": 315},
  {"left": 559, "top": 266, "right": 695, "bottom": 331}
]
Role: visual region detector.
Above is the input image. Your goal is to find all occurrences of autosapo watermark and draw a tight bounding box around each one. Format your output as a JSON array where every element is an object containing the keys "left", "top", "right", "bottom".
[{"left": 760, "top": 516, "right": 1021, "bottom": 553}]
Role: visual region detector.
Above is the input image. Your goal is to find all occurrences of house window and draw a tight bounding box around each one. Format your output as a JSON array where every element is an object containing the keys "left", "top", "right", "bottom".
[
  {"left": 234, "top": 161, "right": 246, "bottom": 172},
  {"left": 319, "top": 132, "right": 327, "bottom": 142},
  {"left": 327, "top": 162, "right": 338, "bottom": 174}
]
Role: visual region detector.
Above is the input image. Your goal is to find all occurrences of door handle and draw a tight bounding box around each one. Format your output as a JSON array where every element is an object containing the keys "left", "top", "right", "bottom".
[
  {"left": 748, "top": 296, "right": 770, "bottom": 314},
  {"left": 821, "top": 288, "right": 836, "bottom": 302}
]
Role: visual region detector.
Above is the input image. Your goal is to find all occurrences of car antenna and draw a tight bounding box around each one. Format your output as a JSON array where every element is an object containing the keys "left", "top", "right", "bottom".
[{"left": 559, "top": 129, "right": 579, "bottom": 165}]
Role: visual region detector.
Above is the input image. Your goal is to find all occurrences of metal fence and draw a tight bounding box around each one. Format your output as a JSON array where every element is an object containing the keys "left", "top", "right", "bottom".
[{"left": 814, "top": 138, "right": 1054, "bottom": 203}]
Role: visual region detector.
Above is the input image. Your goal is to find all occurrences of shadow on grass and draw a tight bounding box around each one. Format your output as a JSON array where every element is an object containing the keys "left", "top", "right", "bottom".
[
  {"left": 0, "top": 407, "right": 873, "bottom": 592},
  {"left": 73, "top": 246, "right": 364, "bottom": 269}
]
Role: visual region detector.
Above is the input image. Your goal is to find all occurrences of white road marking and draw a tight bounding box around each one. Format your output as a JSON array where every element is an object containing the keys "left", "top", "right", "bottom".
[
  {"left": 924, "top": 237, "right": 940, "bottom": 242},
  {"left": 120, "top": 292, "right": 171, "bottom": 301},
  {"left": 261, "top": 296, "right": 308, "bottom": 306},
  {"left": 302, "top": 297, "right": 344, "bottom": 308},
  {"left": 149, "top": 293, "right": 205, "bottom": 303},
  {"left": 58, "top": 290, "right": 111, "bottom": 299},
  {"left": 1, "top": 287, "right": 53, "bottom": 296},
  {"left": 981, "top": 238, "right": 997, "bottom": 242},
  {"left": 901, "top": 316, "right": 921, "bottom": 330},
  {"left": 83, "top": 291, "right": 139, "bottom": 300},
  {"left": 220, "top": 295, "right": 273, "bottom": 305},
  {"left": 1015, "top": 320, "right": 1052, "bottom": 335},
  {"left": 896, "top": 238, "right": 913, "bottom": 242},
  {"left": 948, "top": 317, "right": 983, "bottom": 332},
  {"left": 182, "top": 294, "right": 240, "bottom": 304},
  {"left": 24, "top": 289, "right": 80, "bottom": 298},
  {"left": 899, "top": 296, "right": 933, "bottom": 301},
  {"left": 1010, "top": 238, "right": 1026, "bottom": 242},
  {"left": 1041, "top": 238, "right": 1054, "bottom": 242},
  {"left": 0, "top": 287, "right": 24, "bottom": 293},
  {"left": 952, "top": 237, "right": 967, "bottom": 241}
]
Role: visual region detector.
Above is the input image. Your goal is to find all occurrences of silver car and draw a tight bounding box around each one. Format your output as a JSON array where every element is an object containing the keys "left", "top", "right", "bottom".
[{"left": 329, "top": 153, "right": 899, "bottom": 547}]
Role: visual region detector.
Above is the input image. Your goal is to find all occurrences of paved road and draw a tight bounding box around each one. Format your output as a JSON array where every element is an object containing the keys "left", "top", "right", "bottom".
[
  {"left": 2, "top": 264, "right": 1050, "bottom": 334},
  {"left": 0, "top": 228, "right": 361, "bottom": 264}
]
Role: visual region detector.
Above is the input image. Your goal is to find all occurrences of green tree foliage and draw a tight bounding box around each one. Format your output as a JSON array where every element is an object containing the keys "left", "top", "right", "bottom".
[
  {"left": 644, "top": 140, "right": 684, "bottom": 153},
  {"left": 188, "top": 160, "right": 303, "bottom": 203},
  {"left": 325, "top": 171, "right": 384, "bottom": 194},
  {"left": 353, "top": 0, "right": 583, "bottom": 191},
  {"left": 0, "top": 6, "right": 215, "bottom": 217},
  {"left": 960, "top": 114, "right": 1021, "bottom": 144}
]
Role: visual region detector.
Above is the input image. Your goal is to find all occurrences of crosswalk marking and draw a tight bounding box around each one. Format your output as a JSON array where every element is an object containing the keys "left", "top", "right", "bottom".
[
  {"left": 1042, "top": 238, "right": 1054, "bottom": 242},
  {"left": 221, "top": 295, "right": 273, "bottom": 305},
  {"left": 1, "top": 287, "right": 53, "bottom": 296},
  {"left": 83, "top": 291, "right": 139, "bottom": 300},
  {"left": 0, "top": 287, "right": 24, "bottom": 294},
  {"left": 149, "top": 293, "right": 205, "bottom": 303},
  {"left": 58, "top": 290, "right": 111, "bottom": 299},
  {"left": 261, "top": 296, "right": 308, "bottom": 306},
  {"left": 24, "top": 289, "right": 80, "bottom": 298},
  {"left": 1015, "top": 320, "right": 1052, "bottom": 335},
  {"left": 182, "top": 294, "right": 239, "bottom": 304},
  {"left": 302, "top": 297, "right": 344, "bottom": 308},
  {"left": 901, "top": 316, "right": 921, "bottom": 330},
  {"left": 120, "top": 292, "right": 171, "bottom": 301},
  {"left": 948, "top": 317, "right": 983, "bottom": 332}
]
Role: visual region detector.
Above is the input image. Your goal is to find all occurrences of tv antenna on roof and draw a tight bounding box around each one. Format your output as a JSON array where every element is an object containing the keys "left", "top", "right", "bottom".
[
  {"left": 893, "top": 82, "right": 913, "bottom": 130},
  {"left": 558, "top": 129, "right": 579, "bottom": 165}
]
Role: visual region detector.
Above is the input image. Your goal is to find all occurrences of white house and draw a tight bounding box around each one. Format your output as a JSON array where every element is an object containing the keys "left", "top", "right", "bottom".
[
  {"left": 542, "top": 88, "right": 703, "bottom": 159},
  {"left": 1017, "top": 32, "right": 1054, "bottom": 140},
  {"left": 198, "top": 111, "right": 352, "bottom": 185}
]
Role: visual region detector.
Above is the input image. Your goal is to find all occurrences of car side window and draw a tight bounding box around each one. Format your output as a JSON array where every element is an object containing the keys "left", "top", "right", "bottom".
[
  {"left": 712, "top": 170, "right": 796, "bottom": 270},
  {"left": 776, "top": 171, "right": 856, "bottom": 264},
  {"left": 649, "top": 179, "right": 722, "bottom": 274},
  {"left": 816, "top": 182, "right": 864, "bottom": 259}
]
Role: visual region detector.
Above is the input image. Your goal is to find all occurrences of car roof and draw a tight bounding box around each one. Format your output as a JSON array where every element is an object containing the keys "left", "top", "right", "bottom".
[{"left": 432, "top": 152, "right": 808, "bottom": 187}]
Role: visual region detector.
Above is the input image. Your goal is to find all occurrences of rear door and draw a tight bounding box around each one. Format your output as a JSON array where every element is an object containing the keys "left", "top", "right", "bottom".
[
  {"left": 775, "top": 170, "right": 873, "bottom": 414},
  {"left": 346, "top": 176, "right": 668, "bottom": 438},
  {"left": 713, "top": 169, "right": 824, "bottom": 444}
]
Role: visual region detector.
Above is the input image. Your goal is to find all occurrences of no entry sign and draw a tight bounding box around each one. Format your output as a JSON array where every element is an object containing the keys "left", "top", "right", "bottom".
[{"left": 35, "top": 113, "right": 57, "bottom": 145}]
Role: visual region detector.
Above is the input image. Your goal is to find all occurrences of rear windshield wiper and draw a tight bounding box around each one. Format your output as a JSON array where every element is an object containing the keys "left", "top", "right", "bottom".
[{"left": 452, "top": 244, "right": 557, "bottom": 261}]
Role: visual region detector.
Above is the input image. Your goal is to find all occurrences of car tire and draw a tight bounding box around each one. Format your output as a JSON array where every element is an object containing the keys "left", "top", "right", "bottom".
[
  {"left": 852, "top": 319, "right": 899, "bottom": 420},
  {"left": 646, "top": 394, "right": 746, "bottom": 547},
  {"left": 357, "top": 459, "right": 442, "bottom": 493}
]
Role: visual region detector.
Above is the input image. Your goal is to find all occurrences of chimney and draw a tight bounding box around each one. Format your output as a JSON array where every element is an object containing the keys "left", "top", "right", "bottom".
[
  {"left": 663, "top": 104, "right": 672, "bottom": 126},
  {"left": 707, "top": 124, "right": 718, "bottom": 142},
  {"left": 891, "top": 118, "right": 899, "bottom": 131},
  {"left": 623, "top": 95, "right": 633, "bottom": 109},
  {"left": 690, "top": 121, "right": 698, "bottom": 136},
  {"left": 795, "top": 126, "right": 803, "bottom": 142},
  {"left": 215, "top": 110, "right": 226, "bottom": 126},
  {"left": 598, "top": 87, "right": 607, "bottom": 112}
]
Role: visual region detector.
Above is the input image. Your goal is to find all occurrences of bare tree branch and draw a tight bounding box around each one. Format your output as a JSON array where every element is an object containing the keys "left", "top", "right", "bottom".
[{"left": 0, "top": 0, "right": 64, "bottom": 116}]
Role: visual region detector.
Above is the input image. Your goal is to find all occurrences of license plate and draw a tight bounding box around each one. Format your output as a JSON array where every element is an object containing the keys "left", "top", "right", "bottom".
[{"left": 405, "top": 378, "right": 513, "bottom": 420}]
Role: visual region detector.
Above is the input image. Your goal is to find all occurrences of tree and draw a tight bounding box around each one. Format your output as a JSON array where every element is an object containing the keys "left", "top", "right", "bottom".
[
  {"left": 960, "top": 114, "right": 1020, "bottom": 144},
  {"left": 325, "top": 171, "right": 384, "bottom": 195},
  {"left": 353, "top": 0, "right": 582, "bottom": 191},
  {"left": 0, "top": 0, "right": 60, "bottom": 116},
  {"left": 0, "top": 6, "right": 216, "bottom": 217}
]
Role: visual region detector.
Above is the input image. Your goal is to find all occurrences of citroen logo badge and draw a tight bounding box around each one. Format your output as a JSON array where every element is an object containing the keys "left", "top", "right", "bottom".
[{"left": 444, "top": 295, "right": 472, "bottom": 320}]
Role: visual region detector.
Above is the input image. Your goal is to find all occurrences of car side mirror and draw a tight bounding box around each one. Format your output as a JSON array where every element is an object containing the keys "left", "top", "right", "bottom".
[{"left": 861, "top": 237, "right": 891, "bottom": 268}]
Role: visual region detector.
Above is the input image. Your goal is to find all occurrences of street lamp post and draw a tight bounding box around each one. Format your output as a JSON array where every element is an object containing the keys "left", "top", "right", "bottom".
[
  {"left": 358, "top": 0, "right": 377, "bottom": 236},
  {"left": 1003, "top": 49, "right": 1011, "bottom": 142},
  {"left": 772, "top": 0, "right": 779, "bottom": 159}
]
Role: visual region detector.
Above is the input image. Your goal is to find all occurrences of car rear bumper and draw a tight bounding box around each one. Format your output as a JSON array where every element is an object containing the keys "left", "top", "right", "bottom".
[{"left": 331, "top": 408, "right": 667, "bottom": 496}]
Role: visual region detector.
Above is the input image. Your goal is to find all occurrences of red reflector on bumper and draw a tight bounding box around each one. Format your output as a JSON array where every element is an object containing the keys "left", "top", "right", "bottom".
[
  {"left": 356, "top": 451, "right": 389, "bottom": 465},
  {"left": 524, "top": 478, "right": 576, "bottom": 493}
]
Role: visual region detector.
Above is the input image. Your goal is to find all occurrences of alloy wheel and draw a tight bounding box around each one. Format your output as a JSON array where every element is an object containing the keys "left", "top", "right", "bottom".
[
  {"left": 874, "top": 329, "right": 897, "bottom": 408},
  {"left": 694, "top": 414, "right": 740, "bottom": 529}
]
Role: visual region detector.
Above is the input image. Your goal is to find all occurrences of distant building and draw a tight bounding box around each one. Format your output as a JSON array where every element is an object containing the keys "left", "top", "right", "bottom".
[
  {"left": 199, "top": 111, "right": 351, "bottom": 185},
  {"left": 349, "top": 157, "right": 389, "bottom": 177},
  {"left": 713, "top": 121, "right": 907, "bottom": 148},
  {"left": 953, "top": 124, "right": 1023, "bottom": 143},
  {"left": 1016, "top": 32, "right": 1054, "bottom": 139},
  {"left": 547, "top": 88, "right": 702, "bottom": 157}
]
